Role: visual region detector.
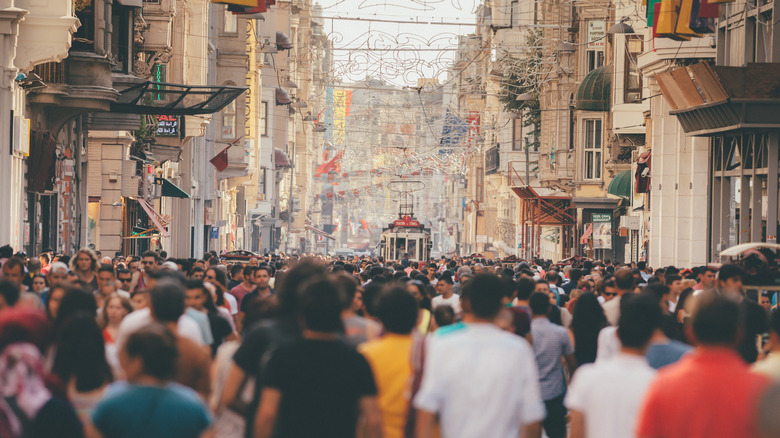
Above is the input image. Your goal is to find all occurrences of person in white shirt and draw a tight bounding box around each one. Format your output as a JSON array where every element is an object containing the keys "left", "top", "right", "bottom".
[
  {"left": 431, "top": 276, "right": 461, "bottom": 314},
  {"left": 566, "top": 293, "right": 661, "bottom": 438},
  {"left": 414, "top": 274, "right": 545, "bottom": 438}
]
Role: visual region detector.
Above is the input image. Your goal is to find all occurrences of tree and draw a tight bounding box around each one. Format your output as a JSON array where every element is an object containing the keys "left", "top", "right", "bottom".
[{"left": 497, "top": 30, "right": 543, "bottom": 151}]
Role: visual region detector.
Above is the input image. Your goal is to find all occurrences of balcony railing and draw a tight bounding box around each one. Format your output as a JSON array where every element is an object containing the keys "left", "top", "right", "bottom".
[{"left": 33, "top": 61, "right": 68, "bottom": 85}]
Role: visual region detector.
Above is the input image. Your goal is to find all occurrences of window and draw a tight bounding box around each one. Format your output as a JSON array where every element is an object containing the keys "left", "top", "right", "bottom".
[
  {"left": 260, "top": 101, "right": 268, "bottom": 136},
  {"left": 586, "top": 20, "right": 605, "bottom": 73},
  {"left": 587, "top": 51, "right": 604, "bottom": 73},
  {"left": 73, "top": 0, "right": 95, "bottom": 52},
  {"left": 624, "top": 36, "right": 643, "bottom": 103},
  {"left": 224, "top": 7, "right": 237, "bottom": 33},
  {"left": 583, "top": 119, "right": 602, "bottom": 180},
  {"left": 222, "top": 100, "right": 236, "bottom": 138},
  {"left": 111, "top": 6, "right": 133, "bottom": 73},
  {"left": 512, "top": 117, "right": 523, "bottom": 151},
  {"left": 476, "top": 167, "right": 484, "bottom": 203}
]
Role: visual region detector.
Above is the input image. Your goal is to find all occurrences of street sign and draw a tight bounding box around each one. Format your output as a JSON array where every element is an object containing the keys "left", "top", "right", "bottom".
[
  {"left": 394, "top": 215, "right": 420, "bottom": 228},
  {"left": 210, "top": 226, "right": 219, "bottom": 239}
]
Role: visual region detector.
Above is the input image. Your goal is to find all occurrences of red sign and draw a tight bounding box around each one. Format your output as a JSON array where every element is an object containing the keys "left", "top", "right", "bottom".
[{"left": 394, "top": 215, "right": 420, "bottom": 228}]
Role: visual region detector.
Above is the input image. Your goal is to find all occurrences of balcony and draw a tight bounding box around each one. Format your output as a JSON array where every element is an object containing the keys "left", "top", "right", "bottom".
[{"left": 538, "top": 150, "right": 575, "bottom": 187}]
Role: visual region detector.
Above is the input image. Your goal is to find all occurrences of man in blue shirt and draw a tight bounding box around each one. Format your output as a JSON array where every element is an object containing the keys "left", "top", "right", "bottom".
[
  {"left": 92, "top": 324, "right": 212, "bottom": 438},
  {"left": 530, "top": 292, "right": 576, "bottom": 438}
]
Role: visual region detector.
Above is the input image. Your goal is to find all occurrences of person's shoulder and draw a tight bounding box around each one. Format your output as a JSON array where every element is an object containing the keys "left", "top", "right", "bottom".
[{"left": 167, "top": 382, "right": 209, "bottom": 406}]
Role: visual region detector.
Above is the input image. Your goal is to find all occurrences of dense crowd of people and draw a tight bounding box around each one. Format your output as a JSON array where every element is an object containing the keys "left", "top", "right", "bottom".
[{"left": 1, "top": 243, "right": 780, "bottom": 438}]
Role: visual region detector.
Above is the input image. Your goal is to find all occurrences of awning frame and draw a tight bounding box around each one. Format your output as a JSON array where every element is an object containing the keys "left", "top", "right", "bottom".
[
  {"left": 159, "top": 178, "right": 190, "bottom": 199},
  {"left": 111, "top": 82, "right": 247, "bottom": 115}
]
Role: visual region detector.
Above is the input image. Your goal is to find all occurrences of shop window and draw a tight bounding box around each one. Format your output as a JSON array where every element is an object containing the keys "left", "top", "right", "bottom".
[{"left": 583, "top": 119, "right": 602, "bottom": 180}]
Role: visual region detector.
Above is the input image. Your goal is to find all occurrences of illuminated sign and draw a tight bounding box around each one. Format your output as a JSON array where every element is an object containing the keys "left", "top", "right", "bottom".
[{"left": 155, "top": 115, "right": 179, "bottom": 137}]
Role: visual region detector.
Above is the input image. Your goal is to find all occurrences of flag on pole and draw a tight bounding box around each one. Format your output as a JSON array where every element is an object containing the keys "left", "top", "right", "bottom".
[{"left": 209, "top": 138, "right": 241, "bottom": 172}]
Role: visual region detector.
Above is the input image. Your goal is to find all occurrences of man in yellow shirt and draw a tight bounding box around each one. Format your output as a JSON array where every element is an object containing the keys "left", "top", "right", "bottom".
[{"left": 360, "top": 286, "right": 418, "bottom": 438}]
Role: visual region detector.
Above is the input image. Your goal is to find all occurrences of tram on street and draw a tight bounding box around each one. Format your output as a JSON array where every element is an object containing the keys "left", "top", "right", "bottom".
[{"left": 379, "top": 214, "right": 432, "bottom": 262}]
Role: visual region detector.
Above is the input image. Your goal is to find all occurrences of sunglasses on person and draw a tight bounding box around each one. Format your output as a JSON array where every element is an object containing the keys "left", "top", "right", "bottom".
[{"left": 118, "top": 277, "right": 132, "bottom": 283}]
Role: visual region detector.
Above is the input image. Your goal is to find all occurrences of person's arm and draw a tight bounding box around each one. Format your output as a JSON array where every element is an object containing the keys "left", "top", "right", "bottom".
[
  {"left": 254, "top": 388, "right": 281, "bottom": 438},
  {"left": 565, "top": 353, "right": 577, "bottom": 374},
  {"left": 199, "top": 428, "right": 215, "bottom": 438},
  {"left": 568, "top": 410, "right": 585, "bottom": 438},
  {"left": 220, "top": 364, "right": 247, "bottom": 411},
  {"left": 356, "top": 396, "right": 382, "bottom": 438},
  {"left": 415, "top": 409, "right": 436, "bottom": 438},
  {"left": 521, "top": 421, "right": 542, "bottom": 438}
]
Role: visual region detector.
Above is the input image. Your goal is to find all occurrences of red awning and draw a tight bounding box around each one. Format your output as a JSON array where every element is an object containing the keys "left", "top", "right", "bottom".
[
  {"left": 274, "top": 148, "right": 292, "bottom": 168},
  {"left": 580, "top": 223, "right": 593, "bottom": 245}
]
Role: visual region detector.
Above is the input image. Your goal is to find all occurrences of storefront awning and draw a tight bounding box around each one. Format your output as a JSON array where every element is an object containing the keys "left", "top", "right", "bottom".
[
  {"left": 572, "top": 197, "right": 622, "bottom": 210},
  {"left": 161, "top": 179, "right": 190, "bottom": 198},
  {"left": 111, "top": 82, "right": 247, "bottom": 115},
  {"left": 576, "top": 65, "right": 612, "bottom": 112},
  {"left": 274, "top": 148, "right": 292, "bottom": 168},
  {"left": 305, "top": 224, "right": 335, "bottom": 240},
  {"left": 657, "top": 62, "right": 780, "bottom": 136},
  {"left": 607, "top": 170, "right": 632, "bottom": 200}
]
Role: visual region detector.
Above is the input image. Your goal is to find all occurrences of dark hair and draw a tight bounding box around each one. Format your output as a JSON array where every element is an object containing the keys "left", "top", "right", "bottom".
[
  {"left": 437, "top": 275, "right": 453, "bottom": 285},
  {"left": 615, "top": 269, "right": 635, "bottom": 290},
  {"left": 515, "top": 277, "right": 535, "bottom": 301},
  {"left": 2, "top": 257, "right": 24, "bottom": 274},
  {"left": 149, "top": 280, "right": 185, "bottom": 323},
  {"left": 529, "top": 292, "right": 550, "bottom": 316},
  {"left": 298, "top": 276, "right": 344, "bottom": 332},
  {"left": 0, "top": 280, "right": 20, "bottom": 307},
  {"left": 461, "top": 274, "right": 504, "bottom": 319},
  {"left": 568, "top": 268, "right": 583, "bottom": 283},
  {"left": 184, "top": 279, "right": 217, "bottom": 313},
  {"left": 117, "top": 268, "right": 131, "bottom": 277},
  {"left": 618, "top": 293, "right": 662, "bottom": 348},
  {"left": 666, "top": 274, "right": 682, "bottom": 284},
  {"left": 718, "top": 263, "right": 745, "bottom": 283},
  {"left": 124, "top": 324, "right": 178, "bottom": 380},
  {"left": 0, "top": 245, "right": 12, "bottom": 259},
  {"left": 692, "top": 294, "right": 741, "bottom": 346},
  {"left": 206, "top": 267, "right": 227, "bottom": 288},
  {"left": 240, "top": 265, "right": 254, "bottom": 278},
  {"left": 637, "top": 261, "right": 647, "bottom": 270},
  {"left": 190, "top": 266, "right": 205, "bottom": 276},
  {"left": 571, "top": 292, "right": 607, "bottom": 364},
  {"left": 54, "top": 286, "right": 97, "bottom": 332},
  {"left": 141, "top": 251, "right": 159, "bottom": 262},
  {"left": 52, "top": 313, "right": 113, "bottom": 392},
  {"left": 332, "top": 274, "right": 360, "bottom": 310},
  {"left": 433, "top": 305, "right": 456, "bottom": 327},
  {"left": 255, "top": 266, "right": 273, "bottom": 277},
  {"left": 643, "top": 283, "right": 670, "bottom": 303},
  {"left": 376, "top": 286, "right": 418, "bottom": 334},
  {"left": 275, "top": 260, "right": 327, "bottom": 316},
  {"left": 97, "top": 263, "right": 115, "bottom": 275}
]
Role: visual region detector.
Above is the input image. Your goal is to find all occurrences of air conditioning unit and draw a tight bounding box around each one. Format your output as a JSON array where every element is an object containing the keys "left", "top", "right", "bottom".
[{"left": 619, "top": 215, "right": 641, "bottom": 230}]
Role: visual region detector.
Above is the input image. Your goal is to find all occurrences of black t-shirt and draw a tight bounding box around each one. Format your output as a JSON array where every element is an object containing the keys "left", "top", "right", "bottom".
[
  {"left": 263, "top": 339, "right": 377, "bottom": 438},
  {"left": 738, "top": 299, "right": 769, "bottom": 364},
  {"left": 233, "top": 317, "right": 301, "bottom": 438}
]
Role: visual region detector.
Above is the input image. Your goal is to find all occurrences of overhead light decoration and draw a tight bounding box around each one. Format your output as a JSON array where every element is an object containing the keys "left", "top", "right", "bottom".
[
  {"left": 276, "top": 31, "right": 293, "bottom": 50},
  {"left": 275, "top": 87, "right": 292, "bottom": 105}
]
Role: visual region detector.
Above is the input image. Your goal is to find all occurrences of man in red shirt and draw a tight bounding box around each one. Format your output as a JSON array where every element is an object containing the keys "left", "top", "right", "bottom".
[
  {"left": 229, "top": 265, "right": 256, "bottom": 308},
  {"left": 636, "top": 294, "right": 770, "bottom": 438}
]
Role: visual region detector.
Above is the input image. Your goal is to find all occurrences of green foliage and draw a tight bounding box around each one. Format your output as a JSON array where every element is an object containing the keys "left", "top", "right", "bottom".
[{"left": 497, "top": 30, "right": 543, "bottom": 151}]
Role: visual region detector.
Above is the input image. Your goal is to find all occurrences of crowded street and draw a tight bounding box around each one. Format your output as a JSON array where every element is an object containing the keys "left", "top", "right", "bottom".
[{"left": 3, "top": 0, "right": 780, "bottom": 436}]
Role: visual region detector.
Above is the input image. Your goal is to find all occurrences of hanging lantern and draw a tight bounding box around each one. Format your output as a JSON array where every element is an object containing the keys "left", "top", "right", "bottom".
[
  {"left": 275, "top": 87, "right": 292, "bottom": 105},
  {"left": 276, "top": 31, "right": 293, "bottom": 50}
]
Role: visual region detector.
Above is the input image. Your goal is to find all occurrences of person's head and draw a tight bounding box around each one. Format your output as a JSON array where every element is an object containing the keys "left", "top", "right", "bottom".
[
  {"left": 529, "top": 291, "right": 551, "bottom": 316},
  {"left": 461, "top": 274, "right": 504, "bottom": 320},
  {"left": 434, "top": 275, "right": 453, "bottom": 296},
  {"left": 140, "top": 251, "right": 159, "bottom": 273},
  {"left": 515, "top": 277, "right": 535, "bottom": 302},
  {"left": 31, "top": 274, "right": 47, "bottom": 294},
  {"left": 72, "top": 249, "right": 98, "bottom": 274},
  {"left": 230, "top": 264, "right": 243, "bottom": 282},
  {"left": 617, "top": 293, "right": 662, "bottom": 350},
  {"left": 249, "top": 257, "right": 260, "bottom": 267},
  {"left": 184, "top": 280, "right": 209, "bottom": 312},
  {"left": 121, "top": 324, "right": 178, "bottom": 382},
  {"left": 254, "top": 266, "right": 272, "bottom": 289},
  {"left": 132, "top": 290, "right": 150, "bottom": 310},
  {"left": 205, "top": 267, "right": 227, "bottom": 289},
  {"left": 189, "top": 266, "right": 205, "bottom": 280},
  {"left": 39, "top": 253, "right": 50, "bottom": 266},
  {"left": 101, "top": 293, "right": 133, "bottom": 328},
  {"left": 332, "top": 274, "right": 361, "bottom": 313},
  {"left": 690, "top": 294, "right": 742, "bottom": 347},
  {"left": 275, "top": 260, "right": 328, "bottom": 317},
  {"left": 571, "top": 292, "right": 606, "bottom": 333},
  {"left": 426, "top": 265, "right": 437, "bottom": 278},
  {"left": 533, "top": 279, "right": 550, "bottom": 295},
  {"left": 0, "top": 280, "right": 21, "bottom": 310},
  {"left": 116, "top": 268, "right": 132, "bottom": 290},
  {"left": 52, "top": 312, "right": 113, "bottom": 392},
  {"left": 666, "top": 274, "right": 682, "bottom": 294},
  {"left": 128, "top": 258, "right": 139, "bottom": 274},
  {"left": 433, "top": 304, "right": 455, "bottom": 329},
  {"left": 1, "top": 257, "right": 25, "bottom": 287},
  {"left": 637, "top": 261, "right": 647, "bottom": 271},
  {"left": 760, "top": 292, "right": 772, "bottom": 312},
  {"left": 47, "top": 262, "right": 68, "bottom": 285},
  {"left": 239, "top": 265, "right": 254, "bottom": 285},
  {"left": 376, "top": 286, "right": 418, "bottom": 334},
  {"left": 698, "top": 266, "right": 717, "bottom": 289},
  {"left": 601, "top": 278, "right": 618, "bottom": 301},
  {"left": 149, "top": 280, "right": 185, "bottom": 323},
  {"left": 96, "top": 264, "right": 116, "bottom": 290},
  {"left": 298, "top": 276, "right": 344, "bottom": 333},
  {"left": 614, "top": 268, "right": 635, "bottom": 293},
  {"left": 717, "top": 263, "right": 744, "bottom": 298}
]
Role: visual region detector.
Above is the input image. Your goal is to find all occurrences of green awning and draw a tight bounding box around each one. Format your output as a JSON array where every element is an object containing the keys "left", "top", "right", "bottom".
[
  {"left": 607, "top": 170, "right": 632, "bottom": 200},
  {"left": 161, "top": 178, "right": 190, "bottom": 198},
  {"left": 575, "top": 65, "right": 612, "bottom": 111}
]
